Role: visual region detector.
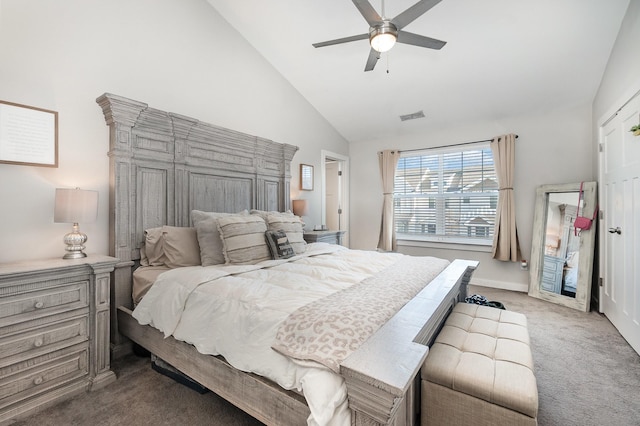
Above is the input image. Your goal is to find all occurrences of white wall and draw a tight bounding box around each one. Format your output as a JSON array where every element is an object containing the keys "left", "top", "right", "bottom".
[
  {"left": 349, "top": 103, "right": 595, "bottom": 291},
  {"left": 593, "top": 0, "right": 640, "bottom": 127},
  {"left": 0, "top": 0, "right": 348, "bottom": 263}
]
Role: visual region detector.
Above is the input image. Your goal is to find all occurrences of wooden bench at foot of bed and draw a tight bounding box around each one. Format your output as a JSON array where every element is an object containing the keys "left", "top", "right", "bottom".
[{"left": 421, "top": 303, "right": 539, "bottom": 426}]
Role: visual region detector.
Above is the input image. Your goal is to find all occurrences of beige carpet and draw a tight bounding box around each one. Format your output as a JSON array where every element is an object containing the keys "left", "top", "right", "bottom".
[
  {"left": 471, "top": 285, "right": 640, "bottom": 426},
  {"left": 11, "top": 286, "right": 640, "bottom": 426},
  {"left": 10, "top": 352, "right": 262, "bottom": 426}
]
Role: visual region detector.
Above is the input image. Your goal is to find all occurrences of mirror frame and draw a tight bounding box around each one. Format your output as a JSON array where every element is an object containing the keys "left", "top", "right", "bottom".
[{"left": 528, "top": 182, "right": 597, "bottom": 312}]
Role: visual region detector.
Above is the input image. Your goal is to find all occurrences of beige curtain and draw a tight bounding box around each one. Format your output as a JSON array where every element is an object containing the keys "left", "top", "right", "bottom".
[
  {"left": 377, "top": 150, "right": 401, "bottom": 251},
  {"left": 490, "top": 134, "right": 521, "bottom": 261}
]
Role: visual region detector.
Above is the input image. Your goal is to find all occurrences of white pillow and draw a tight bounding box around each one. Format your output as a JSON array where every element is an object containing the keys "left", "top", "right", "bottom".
[{"left": 217, "top": 215, "right": 271, "bottom": 264}]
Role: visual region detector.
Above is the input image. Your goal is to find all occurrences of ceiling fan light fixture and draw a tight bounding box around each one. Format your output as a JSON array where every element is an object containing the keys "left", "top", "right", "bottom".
[{"left": 369, "top": 23, "right": 397, "bottom": 53}]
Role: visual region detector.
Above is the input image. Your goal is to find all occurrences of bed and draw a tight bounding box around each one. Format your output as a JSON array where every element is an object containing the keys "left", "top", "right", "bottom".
[{"left": 96, "top": 93, "right": 478, "bottom": 426}]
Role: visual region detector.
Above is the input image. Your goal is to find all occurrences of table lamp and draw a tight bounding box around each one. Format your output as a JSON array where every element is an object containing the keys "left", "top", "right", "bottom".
[
  {"left": 54, "top": 188, "right": 98, "bottom": 259},
  {"left": 292, "top": 199, "right": 308, "bottom": 217},
  {"left": 292, "top": 199, "right": 309, "bottom": 230}
]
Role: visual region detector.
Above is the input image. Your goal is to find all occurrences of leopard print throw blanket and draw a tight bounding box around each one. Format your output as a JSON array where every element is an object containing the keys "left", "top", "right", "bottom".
[{"left": 271, "top": 255, "right": 450, "bottom": 373}]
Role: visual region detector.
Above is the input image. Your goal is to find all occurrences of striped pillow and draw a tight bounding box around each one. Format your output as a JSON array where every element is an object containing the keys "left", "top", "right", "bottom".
[
  {"left": 191, "top": 210, "right": 249, "bottom": 266},
  {"left": 217, "top": 215, "right": 271, "bottom": 264}
]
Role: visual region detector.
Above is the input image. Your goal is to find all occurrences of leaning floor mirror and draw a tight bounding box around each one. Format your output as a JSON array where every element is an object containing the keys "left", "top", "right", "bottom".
[{"left": 528, "top": 182, "right": 597, "bottom": 312}]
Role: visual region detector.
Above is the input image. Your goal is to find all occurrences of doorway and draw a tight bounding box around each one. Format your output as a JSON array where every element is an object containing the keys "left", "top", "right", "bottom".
[{"left": 321, "top": 150, "right": 349, "bottom": 247}]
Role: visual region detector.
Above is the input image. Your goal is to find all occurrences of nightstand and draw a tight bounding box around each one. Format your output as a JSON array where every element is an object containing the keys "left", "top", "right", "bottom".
[
  {"left": 0, "top": 255, "right": 118, "bottom": 423},
  {"left": 303, "top": 230, "right": 346, "bottom": 245}
]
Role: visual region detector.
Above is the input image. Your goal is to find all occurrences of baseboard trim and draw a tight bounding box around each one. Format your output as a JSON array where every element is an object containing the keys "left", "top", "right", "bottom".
[{"left": 471, "top": 278, "right": 529, "bottom": 293}]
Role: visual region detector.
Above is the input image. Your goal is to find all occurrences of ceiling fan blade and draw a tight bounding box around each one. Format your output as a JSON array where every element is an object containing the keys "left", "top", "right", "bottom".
[
  {"left": 364, "top": 48, "right": 380, "bottom": 72},
  {"left": 312, "top": 33, "right": 369, "bottom": 48},
  {"left": 391, "top": 0, "right": 442, "bottom": 30},
  {"left": 397, "top": 31, "right": 446, "bottom": 49},
  {"left": 352, "top": 0, "right": 382, "bottom": 26}
]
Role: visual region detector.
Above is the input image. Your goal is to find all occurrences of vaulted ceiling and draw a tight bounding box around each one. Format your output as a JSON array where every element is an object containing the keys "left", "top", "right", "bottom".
[{"left": 207, "top": 0, "right": 630, "bottom": 143}]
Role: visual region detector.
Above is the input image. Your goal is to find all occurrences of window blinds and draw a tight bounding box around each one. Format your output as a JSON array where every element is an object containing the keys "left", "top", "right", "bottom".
[{"left": 394, "top": 143, "right": 498, "bottom": 243}]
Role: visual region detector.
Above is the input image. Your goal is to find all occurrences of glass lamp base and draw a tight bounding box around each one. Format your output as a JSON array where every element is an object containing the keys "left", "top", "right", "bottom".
[
  {"left": 62, "top": 225, "right": 88, "bottom": 260},
  {"left": 63, "top": 250, "right": 88, "bottom": 259}
]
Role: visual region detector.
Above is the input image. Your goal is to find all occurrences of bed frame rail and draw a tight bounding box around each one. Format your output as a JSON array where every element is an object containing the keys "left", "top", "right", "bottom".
[{"left": 118, "top": 307, "right": 311, "bottom": 425}]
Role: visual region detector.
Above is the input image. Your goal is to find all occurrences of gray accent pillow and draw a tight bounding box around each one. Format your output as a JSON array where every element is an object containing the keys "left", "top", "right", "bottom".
[
  {"left": 266, "top": 213, "right": 307, "bottom": 254},
  {"left": 265, "top": 229, "right": 295, "bottom": 259},
  {"left": 250, "top": 209, "right": 292, "bottom": 221},
  {"left": 191, "top": 210, "right": 248, "bottom": 266}
]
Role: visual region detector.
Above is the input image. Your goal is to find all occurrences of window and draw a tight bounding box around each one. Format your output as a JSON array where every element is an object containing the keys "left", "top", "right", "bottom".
[{"left": 394, "top": 143, "right": 498, "bottom": 245}]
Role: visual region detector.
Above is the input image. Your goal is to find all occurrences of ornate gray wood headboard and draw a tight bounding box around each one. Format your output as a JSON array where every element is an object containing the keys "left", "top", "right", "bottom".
[
  {"left": 96, "top": 93, "right": 298, "bottom": 263},
  {"left": 96, "top": 93, "right": 298, "bottom": 355}
]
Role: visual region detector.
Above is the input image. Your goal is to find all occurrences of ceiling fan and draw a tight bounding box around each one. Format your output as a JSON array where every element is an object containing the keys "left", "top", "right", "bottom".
[{"left": 312, "top": 0, "right": 446, "bottom": 72}]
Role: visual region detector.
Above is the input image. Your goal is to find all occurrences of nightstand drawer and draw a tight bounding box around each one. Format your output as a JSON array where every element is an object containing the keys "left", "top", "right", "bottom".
[
  {"left": 0, "top": 345, "right": 88, "bottom": 408},
  {"left": 0, "top": 315, "right": 89, "bottom": 365},
  {"left": 0, "top": 281, "right": 89, "bottom": 327}
]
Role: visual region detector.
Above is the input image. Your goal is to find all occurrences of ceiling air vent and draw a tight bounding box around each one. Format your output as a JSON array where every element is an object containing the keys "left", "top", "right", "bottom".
[{"left": 399, "top": 110, "right": 425, "bottom": 122}]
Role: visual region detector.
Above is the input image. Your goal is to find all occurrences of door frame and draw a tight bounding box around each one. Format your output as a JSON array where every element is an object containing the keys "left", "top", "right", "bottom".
[{"left": 321, "top": 150, "right": 350, "bottom": 246}]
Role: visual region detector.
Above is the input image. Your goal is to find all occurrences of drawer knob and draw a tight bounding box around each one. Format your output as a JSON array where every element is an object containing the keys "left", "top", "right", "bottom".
[
  {"left": 34, "top": 338, "right": 44, "bottom": 347},
  {"left": 33, "top": 376, "right": 43, "bottom": 385},
  {"left": 34, "top": 301, "right": 44, "bottom": 309}
]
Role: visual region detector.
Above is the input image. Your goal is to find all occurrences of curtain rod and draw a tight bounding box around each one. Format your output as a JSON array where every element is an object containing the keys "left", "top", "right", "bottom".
[{"left": 395, "top": 134, "right": 519, "bottom": 154}]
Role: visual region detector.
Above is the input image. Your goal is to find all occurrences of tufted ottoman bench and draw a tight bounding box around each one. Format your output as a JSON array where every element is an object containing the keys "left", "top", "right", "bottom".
[{"left": 421, "top": 303, "right": 538, "bottom": 426}]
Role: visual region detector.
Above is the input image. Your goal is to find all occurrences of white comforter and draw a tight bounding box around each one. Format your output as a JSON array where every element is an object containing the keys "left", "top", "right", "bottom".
[{"left": 132, "top": 244, "right": 427, "bottom": 425}]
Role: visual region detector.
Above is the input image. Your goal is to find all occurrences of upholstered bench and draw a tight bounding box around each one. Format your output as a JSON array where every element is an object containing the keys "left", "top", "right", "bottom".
[{"left": 421, "top": 303, "right": 538, "bottom": 426}]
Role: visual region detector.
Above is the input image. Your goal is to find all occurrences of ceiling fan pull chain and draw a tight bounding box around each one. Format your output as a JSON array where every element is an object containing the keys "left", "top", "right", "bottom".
[{"left": 386, "top": 53, "right": 390, "bottom": 74}]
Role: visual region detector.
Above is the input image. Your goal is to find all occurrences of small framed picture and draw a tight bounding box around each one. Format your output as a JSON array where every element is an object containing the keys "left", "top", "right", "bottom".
[
  {"left": 0, "top": 100, "right": 58, "bottom": 167},
  {"left": 300, "top": 164, "right": 314, "bottom": 191}
]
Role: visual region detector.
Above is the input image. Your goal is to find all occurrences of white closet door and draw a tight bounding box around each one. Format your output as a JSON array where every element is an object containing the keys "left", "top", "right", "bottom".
[{"left": 600, "top": 93, "right": 640, "bottom": 355}]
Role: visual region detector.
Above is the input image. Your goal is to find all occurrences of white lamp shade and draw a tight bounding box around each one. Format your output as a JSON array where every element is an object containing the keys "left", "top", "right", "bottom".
[
  {"left": 292, "top": 199, "right": 309, "bottom": 217},
  {"left": 54, "top": 188, "right": 98, "bottom": 224}
]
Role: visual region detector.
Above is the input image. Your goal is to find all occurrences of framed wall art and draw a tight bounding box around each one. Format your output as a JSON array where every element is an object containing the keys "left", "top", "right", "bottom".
[
  {"left": 0, "top": 100, "right": 58, "bottom": 167},
  {"left": 300, "top": 163, "right": 314, "bottom": 191}
]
